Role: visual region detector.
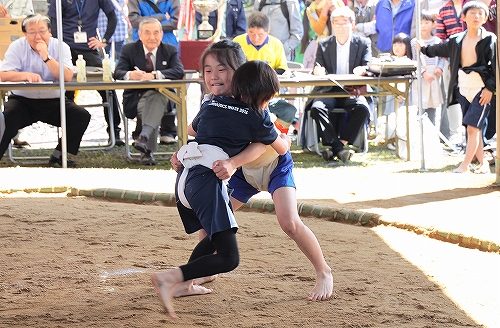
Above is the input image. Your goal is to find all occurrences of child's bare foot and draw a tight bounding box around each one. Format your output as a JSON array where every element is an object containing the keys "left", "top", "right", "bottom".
[
  {"left": 172, "top": 280, "right": 213, "bottom": 298},
  {"left": 192, "top": 274, "right": 217, "bottom": 286},
  {"left": 151, "top": 269, "right": 183, "bottom": 319},
  {"left": 452, "top": 163, "right": 470, "bottom": 173},
  {"left": 308, "top": 270, "right": 333, "bottom": 301}
]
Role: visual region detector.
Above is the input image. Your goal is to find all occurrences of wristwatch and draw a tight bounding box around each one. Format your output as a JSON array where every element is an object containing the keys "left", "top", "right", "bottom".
[
  {"left": 43, "top": 55, "right": 52, "bottom": 63},
  {"left": 152, "top": 71, "right": 157, "bottom": 79},
  {"left": 102, "top": 38, "right": 108, "bottom": 44}
]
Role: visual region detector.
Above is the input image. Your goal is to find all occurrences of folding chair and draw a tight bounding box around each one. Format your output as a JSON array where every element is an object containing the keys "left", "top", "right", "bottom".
[
  {"left": 298, "top": 107, "right": 368, "bottom": 156},
  {"left": 5, "top": 89, "right": 117, "bottom": 165}
]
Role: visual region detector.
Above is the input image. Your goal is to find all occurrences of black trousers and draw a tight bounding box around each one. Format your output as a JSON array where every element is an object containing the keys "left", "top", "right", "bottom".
[
  {"left": 310, "top": 96, "right": 369, "bottom": 154},
  {"left": 0, "top": 95, "right": 91, "bottom": 159},
  {"left": 67, "top": 49, "right": 121, "bottom": 136}
]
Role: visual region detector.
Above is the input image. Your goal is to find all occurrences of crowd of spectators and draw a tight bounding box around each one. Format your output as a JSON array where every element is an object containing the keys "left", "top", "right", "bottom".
[{"left": 0, "top": 0, "right": 496, "bottom": 167}]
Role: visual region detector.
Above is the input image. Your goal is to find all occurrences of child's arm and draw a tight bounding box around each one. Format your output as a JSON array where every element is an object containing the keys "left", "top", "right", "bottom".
[
  {"left": 419, "top": 40, "right": 450, "bottom": 59},
  {"left": 270, "top": 133, "right": 291, "bottom": 155},
  {"left": 212, "top": 143, "right": 267, "bottom": 180},
  {"left": 187, "top": 124, "right": 196, "bottom": 137},
  {"left": 434, "top": 58, "right": 444, "bottom": 78},
  {"left": 170, "top": 124, "right": 197, "bottom": 172}
]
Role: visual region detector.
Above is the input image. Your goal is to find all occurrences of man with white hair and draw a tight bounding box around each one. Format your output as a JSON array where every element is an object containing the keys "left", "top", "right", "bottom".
[{"left": 306, "top": 6, "right": 371, "bottom": 163}]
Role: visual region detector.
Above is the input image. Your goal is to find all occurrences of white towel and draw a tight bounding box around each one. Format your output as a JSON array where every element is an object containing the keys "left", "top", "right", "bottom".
[{"left": 176, "top": 142, "right": 229, "bottom": 209}]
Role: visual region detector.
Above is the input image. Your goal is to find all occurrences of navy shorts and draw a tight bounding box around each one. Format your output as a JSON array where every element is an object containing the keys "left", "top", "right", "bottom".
[
  {"left": 459, "top": 92, "right": 490, "bottom": 130},
  {"left": 229, "top": 151, "right": 296, "bottom": 203}
]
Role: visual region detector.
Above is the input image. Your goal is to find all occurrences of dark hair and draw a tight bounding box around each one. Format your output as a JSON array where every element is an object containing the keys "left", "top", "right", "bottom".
[
  {"left": 247, "top": 12, "right": 270, "bottom": 31},
  {"left": 232, "top": 60, "right": 280, "bottom": 113},
  {"left": 391, "top": 33, "right": 412, "bottom": 58},
  {"left": 462, "top": 1, "right": 489, "bottom": 17},
  {"left": 199, "top": 39, "right": 247, "bottom": 75},
  {"left": 22, "top": 13, "right": 51, "bottom": 32},
  {"left": 421, "top": 10, "right": 436, "bottom": 22}
]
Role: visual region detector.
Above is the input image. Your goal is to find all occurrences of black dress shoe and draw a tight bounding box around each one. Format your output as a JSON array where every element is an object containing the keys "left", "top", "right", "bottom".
[
  {"left": 133, "top": 135, "right": 149, "bottom": 153},
  {"left": 140, "top": 151, "right": 156, "bottom": 165},
  {"left": 337, "top": 149, "right": 354, "bottom": 164},
  {"left": 322, "top": 148, "right": 334, "bottom": 161},
  {"left": 49, "top": 155, "right": 76, "bottom": 168},
  {"left": 114, "top": 139, "right": 125, "bottom": 147},
  {"left": 13, "top": 139, "right": 30, "bottom": 148}
]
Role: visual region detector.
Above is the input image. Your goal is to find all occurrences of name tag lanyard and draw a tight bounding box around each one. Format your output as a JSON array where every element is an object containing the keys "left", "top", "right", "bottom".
[
  {"left": 76, "top": 0, "right": 85, "bottom": 31},
  {"left": 74, "top": 0, "right": 88, "bottom": 43}
]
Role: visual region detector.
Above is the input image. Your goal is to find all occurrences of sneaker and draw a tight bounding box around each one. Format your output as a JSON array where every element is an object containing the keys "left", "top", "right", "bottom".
[
  {"left": 133, "top": 135, "right": 149, "bottom": 153},
  {"left": 322, "top": 148, "right": 334, "bottom": 161},
  {"left": 337, "top": 149, "right": 354, "bottom": 164},
  {"left": 48, "top": 154, "right": 76, "bottom": 168},
  {"left": 159, "top": 135, "right": 176, "bottom": 145},
  {"left": 140, "top": 151, "right": 156, "bottom": 165}
]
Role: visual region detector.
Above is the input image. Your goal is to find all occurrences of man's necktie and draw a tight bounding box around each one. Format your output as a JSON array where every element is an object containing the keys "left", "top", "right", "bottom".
[{"left": 146, "top": 52, "right": 154, "bottom": 72}]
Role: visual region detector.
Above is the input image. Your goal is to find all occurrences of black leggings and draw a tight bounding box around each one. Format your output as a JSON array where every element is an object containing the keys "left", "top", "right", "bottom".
[{"left": 180, "top": 229, "right": 239, "bottom": 281}]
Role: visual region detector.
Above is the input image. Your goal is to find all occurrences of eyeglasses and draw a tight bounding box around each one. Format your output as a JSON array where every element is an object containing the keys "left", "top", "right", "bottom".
[{"left": 26, "top": 29, "right": 49, "bottom": 37}]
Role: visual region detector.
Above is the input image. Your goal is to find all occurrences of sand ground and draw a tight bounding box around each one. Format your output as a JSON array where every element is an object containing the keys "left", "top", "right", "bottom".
[
  {"left": 1, "top": 81, "right": 499, "bottom": 327},
  {"left": 1, "top": 163, "right": 499, "bottom": 327}
]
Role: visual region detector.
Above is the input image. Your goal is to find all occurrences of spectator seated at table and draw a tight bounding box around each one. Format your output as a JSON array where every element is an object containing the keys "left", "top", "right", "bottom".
[
  {"left": 303, "top": 6, "right": 370, "bottom": 163},
  {"left": 0, "top": 14, "right": 91, "bottom": 168},
  {"left": 128, "top": 0, "right": 180, "bottom": 145},
  {"left": 0, "top": 0, "right": 34, "bottom": 148},
  {"left": 113, "top": 18, "right": 184, "bottom": 165},
  {"left": 233, "top": 11, "right": 297, "bottom": 131}
]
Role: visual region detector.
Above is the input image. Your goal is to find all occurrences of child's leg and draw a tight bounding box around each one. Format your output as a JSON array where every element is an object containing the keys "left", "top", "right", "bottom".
[
  {"left": 152, "top": 230, "right": 238, "bottom": 317},
  {"left": 151, "top": 267, "right": 184, "bottom": 318},
  {"left": 181, "top": 229, "right": 239, "bottom": 281},
  {"left": 454, "top": 125, "right": 482, "bottom": 173},
  {"left": 171, "top": 236, "right": 217, "bottom": 298},
  {"left": 272, "top": 186, "right": 333, "bottom": 301}
]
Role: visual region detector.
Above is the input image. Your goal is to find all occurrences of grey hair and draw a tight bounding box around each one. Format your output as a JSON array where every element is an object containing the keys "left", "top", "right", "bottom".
[
  {"left": 330, "top": 6, "right": 355, "bottom": 23},
  {"left": 139, "top": 17, "right": 162, "bottom": 32},
  {"left": 22, "top": 13, "right": 51, "bottom": 31}
]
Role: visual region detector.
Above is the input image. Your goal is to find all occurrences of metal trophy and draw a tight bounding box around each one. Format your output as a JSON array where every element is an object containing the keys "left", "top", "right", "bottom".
[{"left": 193, "top": 0, "right": 219, "bottom": 39}]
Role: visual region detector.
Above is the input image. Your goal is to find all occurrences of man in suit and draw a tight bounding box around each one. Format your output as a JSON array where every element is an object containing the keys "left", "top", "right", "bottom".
[
  {"left": 113, "top": 18, "right": 184, "bottom": 165},
  {"left": 128, "top": 0, "right": 180, "bottom": 144},
  {"left": 307, "top": 6, "right": 371, "bottom": 163}
]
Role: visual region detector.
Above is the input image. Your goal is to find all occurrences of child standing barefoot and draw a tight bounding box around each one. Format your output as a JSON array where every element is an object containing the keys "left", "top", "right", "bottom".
[
  {"left": 419, "top": 1, "right": 495, "bottom": 174},
  {"left": 152, "top": 60, "right": 289, "bottom": 318}
]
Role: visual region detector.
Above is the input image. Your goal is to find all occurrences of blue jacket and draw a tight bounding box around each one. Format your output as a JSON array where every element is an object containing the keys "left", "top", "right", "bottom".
[
  {"left": 195, "top": 0, "right": 247, "bottom": 39},
  {"left": 129, "top": 0, "right": 179, "bottom": 48},
  {"left": 375, "top": 0, "right": 415, "bottom": 52}
]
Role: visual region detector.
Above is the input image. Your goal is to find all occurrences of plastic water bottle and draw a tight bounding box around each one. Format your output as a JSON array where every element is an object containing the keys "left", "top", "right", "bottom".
[
  {"left": 76, "top": 55, "right": 87, "bottom": 83},
  {"left": 102, "top": 53, "right": 112, "bottom": 82}
]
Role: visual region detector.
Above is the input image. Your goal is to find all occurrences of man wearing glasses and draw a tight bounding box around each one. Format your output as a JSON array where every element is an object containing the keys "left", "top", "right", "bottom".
[{"left": 0, "top": 14, "right": 91, "bottom": 167}]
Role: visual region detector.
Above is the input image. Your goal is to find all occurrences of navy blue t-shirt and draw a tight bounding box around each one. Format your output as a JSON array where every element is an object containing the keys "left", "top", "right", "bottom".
[
  {"left": 192, "top": 95, "right": 278, "bottom": 157},
  {"left": 48, "top": 0, "right": 115, "bottom": 51}
]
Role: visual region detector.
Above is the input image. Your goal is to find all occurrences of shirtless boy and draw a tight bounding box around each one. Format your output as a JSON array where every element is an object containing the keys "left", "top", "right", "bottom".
[{"left": 419, "top": 0, "right": 496, "bottom": 174}]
